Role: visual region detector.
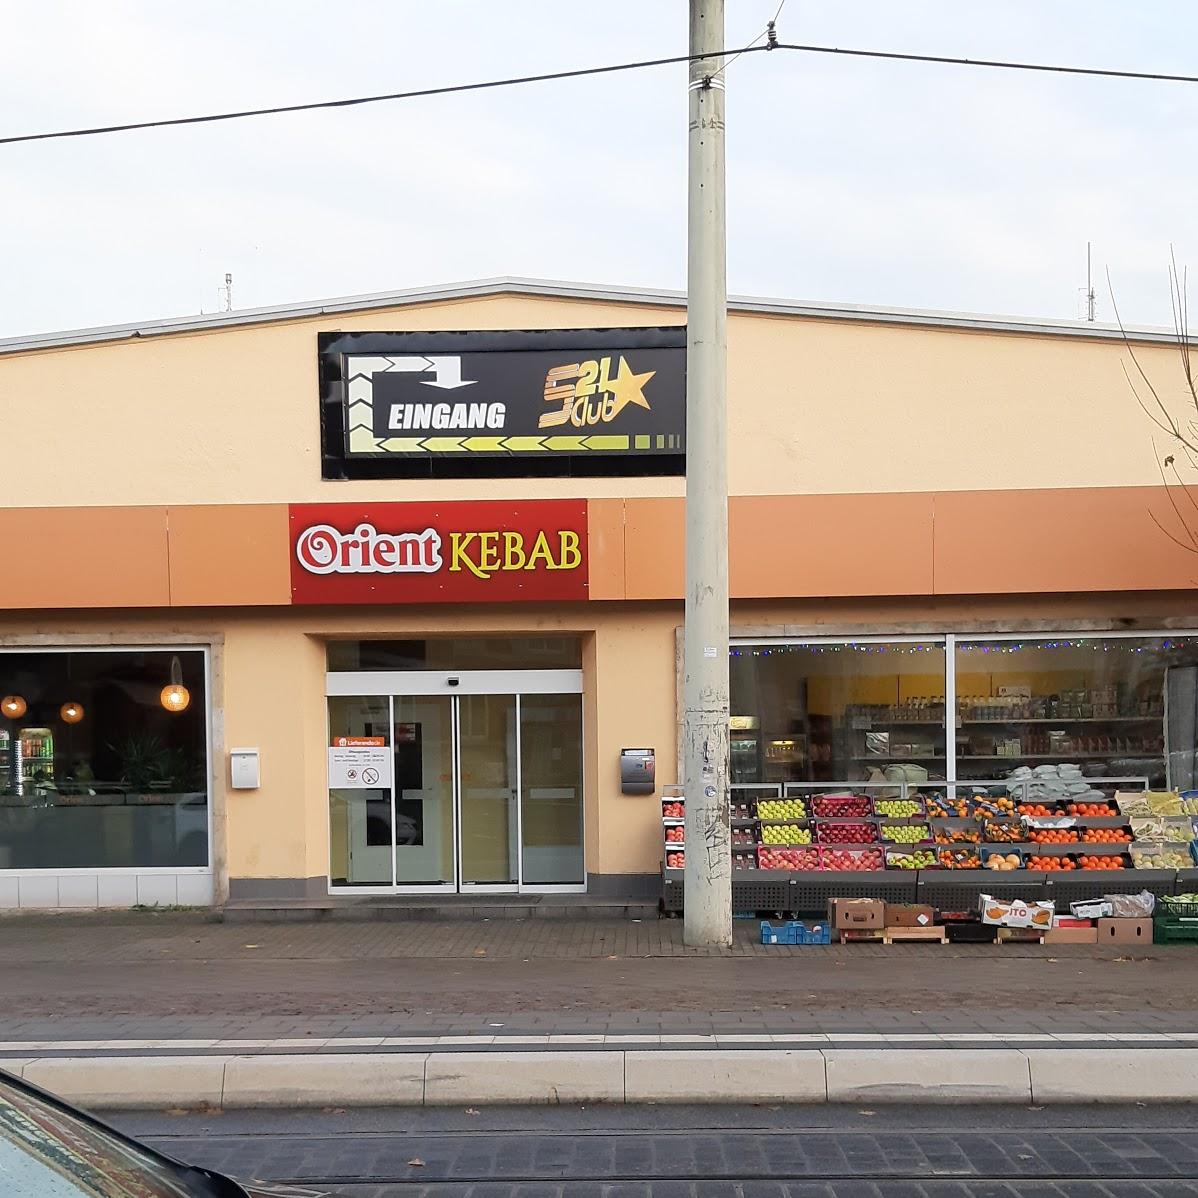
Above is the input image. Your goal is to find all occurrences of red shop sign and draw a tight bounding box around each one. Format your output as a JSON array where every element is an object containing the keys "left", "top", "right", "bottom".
[{"left": 289, "top": 500, "right": 588, "bottom": 604}]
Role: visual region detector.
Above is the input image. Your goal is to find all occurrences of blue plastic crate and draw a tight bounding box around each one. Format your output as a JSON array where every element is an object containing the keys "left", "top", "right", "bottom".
[{"left": 761, "top": 920, "right": 831, "bottom": 945}]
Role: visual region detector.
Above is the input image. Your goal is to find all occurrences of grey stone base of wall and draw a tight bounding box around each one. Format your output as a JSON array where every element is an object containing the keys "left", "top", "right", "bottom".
[{"left": 223, "top": 873, "right": 660, "bottom": 919}]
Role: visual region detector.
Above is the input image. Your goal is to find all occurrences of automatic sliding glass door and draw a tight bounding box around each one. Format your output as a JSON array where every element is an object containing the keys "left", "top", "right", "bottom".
[{"left": 327, "top": 670, "right": 584, "bottom": 894}]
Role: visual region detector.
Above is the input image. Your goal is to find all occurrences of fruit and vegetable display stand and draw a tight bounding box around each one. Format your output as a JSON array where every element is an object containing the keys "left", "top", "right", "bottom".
[{"left": 660, "top": 779, "right": 1198, "bottom": 922}]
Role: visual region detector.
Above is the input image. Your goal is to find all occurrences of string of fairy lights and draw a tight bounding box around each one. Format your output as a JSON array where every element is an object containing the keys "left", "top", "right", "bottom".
[{"left": 729, "top": 639, "right": 1187, "bottom": 658}]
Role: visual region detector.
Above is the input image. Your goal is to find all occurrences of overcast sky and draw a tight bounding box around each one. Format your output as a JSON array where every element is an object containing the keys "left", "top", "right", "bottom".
[{"left": 2, "top": 1, "right": 1196, "bottom": 337}]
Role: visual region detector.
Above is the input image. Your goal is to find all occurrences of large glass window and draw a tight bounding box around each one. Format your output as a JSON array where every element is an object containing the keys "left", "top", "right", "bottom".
[
  {"left": 729, "top": 640, "right": 947, "bottom": 784},
  {"left": 0, "top": 649, "right": 209, "bottom": 870},
  {"left": 730, "top": 633, "right": 1198, "bottom": 792},
  {"left": 955, "top": 636, "right": 1198, "bottom": 790}
]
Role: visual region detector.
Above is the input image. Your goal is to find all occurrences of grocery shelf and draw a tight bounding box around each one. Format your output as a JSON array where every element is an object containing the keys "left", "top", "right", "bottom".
[{"left": 959, "top": 716, "right": 1160, "bottom": 725}]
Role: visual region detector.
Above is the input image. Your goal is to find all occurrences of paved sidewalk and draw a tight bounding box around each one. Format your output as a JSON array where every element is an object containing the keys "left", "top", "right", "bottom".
[{"left": 4, "top": 912, "right": 1198, "bottom": 1107}]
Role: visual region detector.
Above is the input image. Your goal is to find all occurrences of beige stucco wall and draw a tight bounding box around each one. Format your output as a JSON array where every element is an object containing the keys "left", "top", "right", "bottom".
[{"left": 0, "top": 292, "right": 1184, "bottom": 507}]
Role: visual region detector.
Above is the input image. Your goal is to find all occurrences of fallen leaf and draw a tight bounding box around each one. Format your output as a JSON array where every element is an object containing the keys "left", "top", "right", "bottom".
[
  {"left": 464, "top": 1108, "right": 480, "bottom": 1116},
  {"left": 243, "top": 944, "right": 259, "bottom": 950},
  {"left": 473, "top": 949, "right": 487, "bottom": 957},
  {"left": 407, "top": 1158, "right": 425, "bottom": 1168},
  {"left": 858, "top": 1109, "right": 876, "bottom": 1116}
]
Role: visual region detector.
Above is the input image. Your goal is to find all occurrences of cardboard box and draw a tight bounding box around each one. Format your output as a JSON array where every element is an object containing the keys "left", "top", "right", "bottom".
[
  {"left": 1043, "top": 926, "right": 1099, "bottom": 944},
  {"left": 1070, "top": 900, "right": 1112, "bottom": 920},
  {"left": 1052, "top": 916, "right": 1092, "bottom": 928},
  {"left": 828, "top": 897, "right": 884, "bottom": 929},
  {"left": 979, "top": 894, "right": 1055, "bottom": 929},
  {"left": 884, "top": 903, "right": 935, "bottom": 928},
  {"left": 1097, "top": 917, "right": 1154, "bottom": 944}
]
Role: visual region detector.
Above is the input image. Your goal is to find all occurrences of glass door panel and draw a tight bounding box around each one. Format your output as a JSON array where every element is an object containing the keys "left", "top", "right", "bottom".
[
  {"left": 393, "top": 695, "right": 455, "bottom": 886},
  {"left": 458, "top": 693, "right": 518, "bottom": 886},
  {"left": 328, "top": 696, "right": 392, "bottom": 888},
  {"left": 519, "top": 693, "right": 584, "bottom": 885}
]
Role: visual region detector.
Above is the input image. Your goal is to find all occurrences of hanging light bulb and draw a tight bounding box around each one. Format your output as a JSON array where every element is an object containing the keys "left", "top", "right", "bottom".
[
  {"left": 60, "top": 701, "right": 85, "bottom": 725},
  {"left": 160, "top": 655, "right": 190, "bottom": 713},
  {"left": 1, "top": 695, "right": 27, "bottom": 719}
]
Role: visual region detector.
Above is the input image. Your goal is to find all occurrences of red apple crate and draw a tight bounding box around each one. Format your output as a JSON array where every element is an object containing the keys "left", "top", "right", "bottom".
[
  {"left": 810, "top": 793, "right": 873, "bottom": 819},
  {"left": 813, "top": 819, "right": 879, "bottom": 846},
  {"left": 756, "top": 845, "right": 821, "bottom": 871},
  {"left": 818, "top": 847, "right": 886, "bottom": 872}
]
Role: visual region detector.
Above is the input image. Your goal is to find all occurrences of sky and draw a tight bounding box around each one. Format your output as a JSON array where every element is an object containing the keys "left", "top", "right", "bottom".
[{"left": 2, "top": 0, "right": 1196, "bottom": 337}]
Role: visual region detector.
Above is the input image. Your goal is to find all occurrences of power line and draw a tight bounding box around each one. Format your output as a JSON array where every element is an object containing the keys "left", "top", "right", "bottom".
[
  {"left": 3, "top": 37, "right": 1197, "bottom": 149},
  {"left": 776, "top": 41, "right": 1198, "bottom": 85},
  {"left": 0, "top": 44, "right": 773, "bottom": 148}
]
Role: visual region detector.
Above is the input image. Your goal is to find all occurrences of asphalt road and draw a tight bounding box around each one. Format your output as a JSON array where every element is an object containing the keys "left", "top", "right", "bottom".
[{"left": 107, "top": 1103, "right": 1198, "bottom": 1198}]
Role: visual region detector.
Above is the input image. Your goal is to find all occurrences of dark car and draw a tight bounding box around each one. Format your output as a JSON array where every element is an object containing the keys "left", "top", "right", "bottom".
[{"left": 0, "top": 1066, "right": 321, "bottom": 1197}]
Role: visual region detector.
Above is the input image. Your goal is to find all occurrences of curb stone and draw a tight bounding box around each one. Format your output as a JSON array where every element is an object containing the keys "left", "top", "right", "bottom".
[{"left": 7, "top": 1048, "right": 1198, "bottom": 1109}]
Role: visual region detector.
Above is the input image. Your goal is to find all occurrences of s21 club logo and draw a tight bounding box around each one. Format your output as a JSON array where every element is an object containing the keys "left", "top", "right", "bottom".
[{"left": 538, "top": 355, "right": 656, "bottom": 430}]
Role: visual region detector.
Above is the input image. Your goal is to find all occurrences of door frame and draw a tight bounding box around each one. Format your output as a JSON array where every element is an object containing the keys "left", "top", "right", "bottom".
[{"left": 325, "top": 669, "right": 585, "bottom": 895}]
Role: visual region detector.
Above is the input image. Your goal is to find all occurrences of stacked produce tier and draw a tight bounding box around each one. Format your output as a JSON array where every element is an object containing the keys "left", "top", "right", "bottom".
[{"left": 660, "top": 780, "right": 1198, "bottom": 913}]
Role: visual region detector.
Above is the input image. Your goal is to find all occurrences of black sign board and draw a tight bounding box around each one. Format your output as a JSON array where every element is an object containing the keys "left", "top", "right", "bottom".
[{"left": 319, "top": 327, "right": 685, "bottom": 480}]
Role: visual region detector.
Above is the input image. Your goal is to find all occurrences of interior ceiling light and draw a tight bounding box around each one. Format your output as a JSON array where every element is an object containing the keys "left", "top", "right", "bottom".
[
  {"left": 60, "top": 701, "right": 84, "bottom": 724},
  {"left": 1, "top": 695, "right": 27, "bottom": 719},
  {"left": 160, "top": 655, "right": 190, "bottom": 713}
]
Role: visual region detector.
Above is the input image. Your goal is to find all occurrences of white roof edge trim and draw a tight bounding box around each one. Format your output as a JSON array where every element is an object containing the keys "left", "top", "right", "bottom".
[{"left": 0, "top": 275, "right": 1187, "bottom": 355}]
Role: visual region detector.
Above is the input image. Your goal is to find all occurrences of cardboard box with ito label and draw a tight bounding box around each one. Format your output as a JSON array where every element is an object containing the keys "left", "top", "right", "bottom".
[
  {"left": 1098, "top": 917, "right": 1154, "bottom": 944},
  {"left": 979, "top": 894, "right": 1055, "bottom": 930},
  {"left": 828, "top": 897, "right": 885, "bottom": 930},
  {"left": 884, "top": 903, "right": 935, "bottom": 928}
]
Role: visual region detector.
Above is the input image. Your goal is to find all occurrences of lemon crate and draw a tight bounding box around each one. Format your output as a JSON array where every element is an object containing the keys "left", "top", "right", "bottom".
[{"left": 761, "top": 919, "right": 832, "bottom": 946}]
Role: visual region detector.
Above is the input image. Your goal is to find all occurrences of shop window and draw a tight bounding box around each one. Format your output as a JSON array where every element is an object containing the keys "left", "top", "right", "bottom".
[
  {"left": 954, "top": 636, "right": 1198, "bottom": 790},
  {"left": 0, "top": 649, "right": 209, "bottom": 870},
  {"left": 327, "top": 637, "right": 582, "bottom": 672},
  {"left": 729, "top": 641, "right": 947, "bottom": 785}
]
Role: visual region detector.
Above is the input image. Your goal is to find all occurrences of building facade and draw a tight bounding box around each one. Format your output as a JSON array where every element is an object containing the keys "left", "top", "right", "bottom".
[{"left": 1, "top": 278, "right": 1197, "bottom": 908}]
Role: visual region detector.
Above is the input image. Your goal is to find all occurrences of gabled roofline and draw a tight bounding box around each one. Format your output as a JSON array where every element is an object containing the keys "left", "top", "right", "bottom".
[{"left": 0, "top": 275, "right": 1184, "bottom": 355}]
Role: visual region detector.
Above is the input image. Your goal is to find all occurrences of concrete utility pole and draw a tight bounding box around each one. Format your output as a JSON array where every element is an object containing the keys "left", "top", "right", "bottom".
[{"left": 683, "top": 0, "right": 732, "bottom": 946}]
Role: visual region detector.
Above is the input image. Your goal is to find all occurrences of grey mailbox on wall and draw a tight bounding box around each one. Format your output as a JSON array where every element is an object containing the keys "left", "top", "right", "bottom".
[{"left": 620, "top": 748, "right": 656, "bottom": 795}]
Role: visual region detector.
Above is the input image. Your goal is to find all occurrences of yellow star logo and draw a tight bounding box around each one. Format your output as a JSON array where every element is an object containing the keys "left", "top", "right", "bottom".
[{"left": 605, "top": 355, "right": 655, "bottom": 419}]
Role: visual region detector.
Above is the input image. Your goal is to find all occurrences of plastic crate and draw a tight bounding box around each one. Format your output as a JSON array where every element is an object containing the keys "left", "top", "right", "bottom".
[
  {"left": 811, "top": 793, "right": 873, "bottom": 819},
  {"left": 1154, "top": 916, "right": 1198, "bottom": 944},
  {"left": 760, "top": 919, "right": 831, "bottom": 945},
  {"left": 1158, "top": 895, "right": 1198, "bottom": 918}
]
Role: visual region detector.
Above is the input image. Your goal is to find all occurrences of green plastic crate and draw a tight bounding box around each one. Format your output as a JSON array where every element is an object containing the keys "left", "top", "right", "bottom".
[{"left": 1153, "top": 916, "right": 1198, "bottom": 944}]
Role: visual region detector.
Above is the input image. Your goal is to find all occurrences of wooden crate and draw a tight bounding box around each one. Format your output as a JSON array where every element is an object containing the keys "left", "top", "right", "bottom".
[{"left": 881, "top": 926, "right": 948, "bottom": 945}]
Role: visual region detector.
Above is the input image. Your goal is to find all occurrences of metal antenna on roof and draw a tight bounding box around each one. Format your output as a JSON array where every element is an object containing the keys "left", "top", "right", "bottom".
[
  {"left": 220, "top": 272, "right": 234, "bottom": 312},
  {"left": 1084, "top": 243, "right": 1096, "bottom": 321}
]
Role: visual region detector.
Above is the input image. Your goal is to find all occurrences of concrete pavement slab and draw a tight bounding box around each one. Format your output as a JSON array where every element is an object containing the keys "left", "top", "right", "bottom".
[{"left": 824, "top": 1049, "right": 1032, "bottom": 1104}]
